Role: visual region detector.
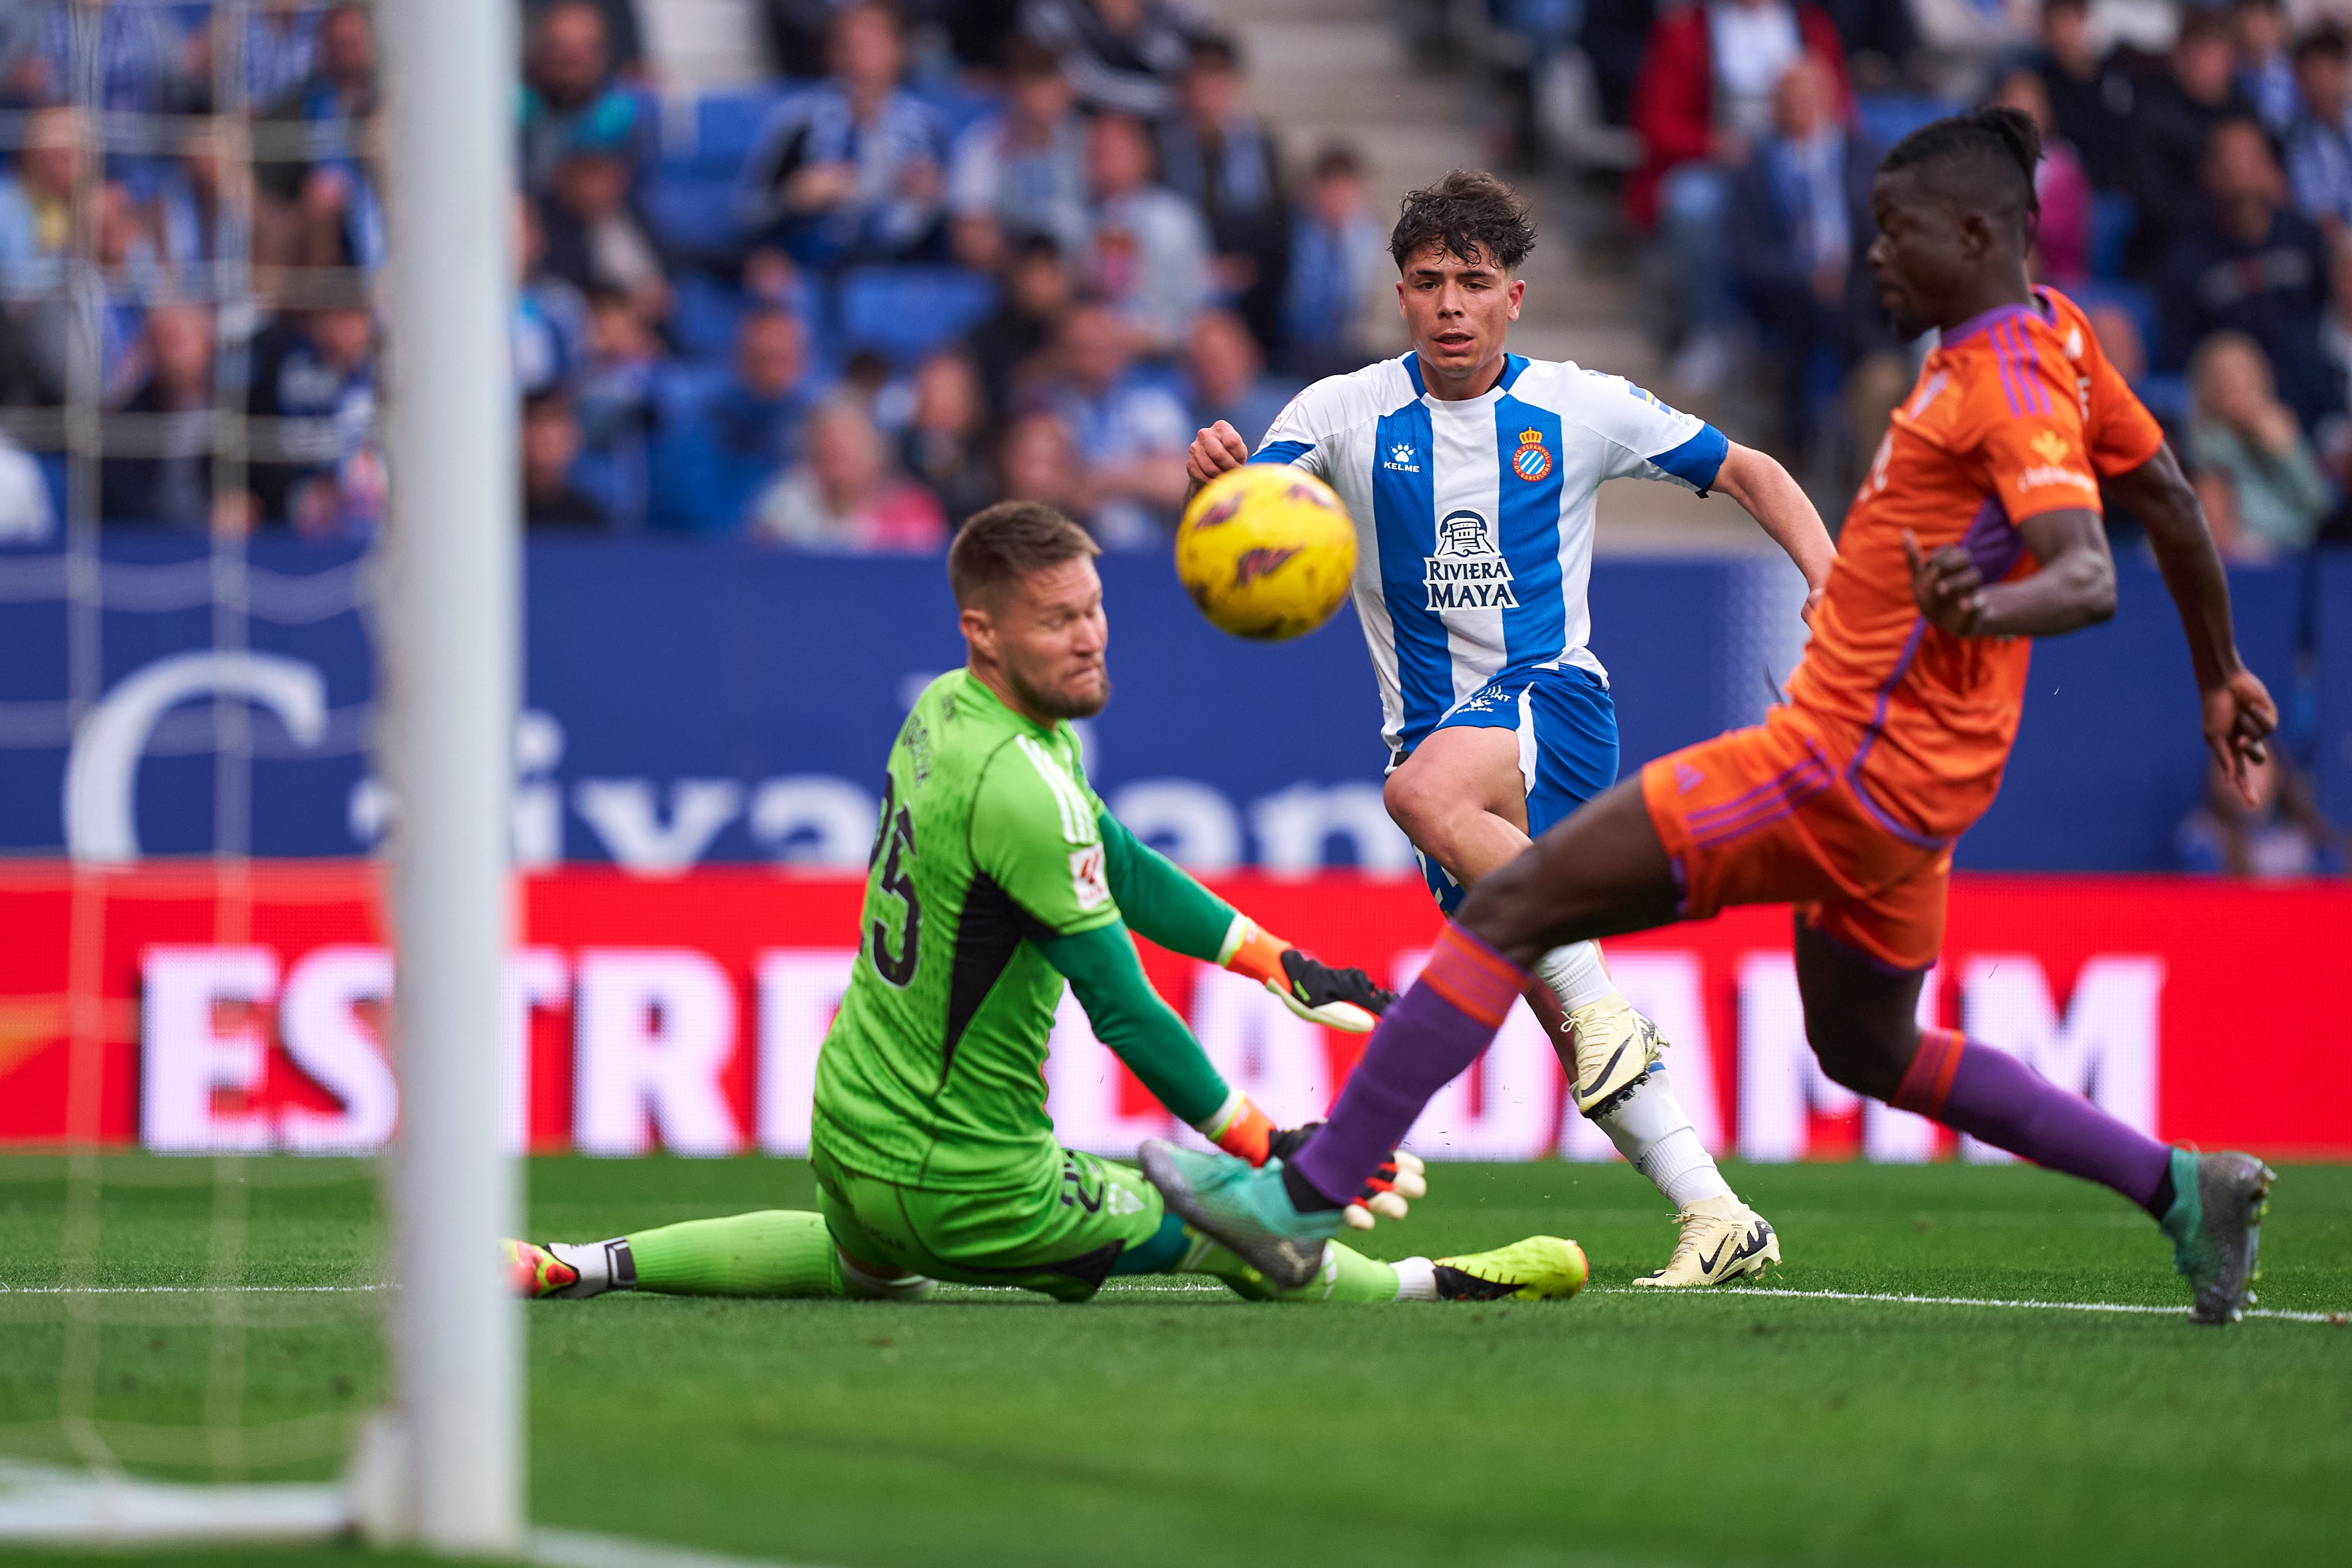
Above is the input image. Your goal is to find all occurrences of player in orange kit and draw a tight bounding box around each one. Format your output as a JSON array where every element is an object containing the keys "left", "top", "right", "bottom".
[{"left": 1138, "top": 108, "right": 2284, "bottom": 1325}]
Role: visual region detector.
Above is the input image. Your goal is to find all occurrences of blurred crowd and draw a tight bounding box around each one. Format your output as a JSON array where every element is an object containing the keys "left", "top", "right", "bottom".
[
  {"left": 1496, "top": 0, "right": 2352, "bottom": 563},
  {"left": 0, "top": 0, "right": 1392, "bottom": 550},
  {"left": 17, "top": 1, "right": 2352, "bottom": 572}
]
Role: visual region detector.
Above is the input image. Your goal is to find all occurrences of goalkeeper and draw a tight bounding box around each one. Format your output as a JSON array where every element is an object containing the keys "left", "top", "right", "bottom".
[{"left": 509, "top": 501, "right": 1585, "bottom": 1306}]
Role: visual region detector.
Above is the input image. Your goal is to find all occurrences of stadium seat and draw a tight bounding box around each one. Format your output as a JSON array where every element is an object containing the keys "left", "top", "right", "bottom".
[
  {"left": 2090, "top": 192, "right": 2137, "bottom": 281},
  {"left": 2137, "top": 371, "right": 2191, "bottom": 431},
  {"left": 640, "top": 86, "right": 821, "bottom": 263},
  {"left": 1854, "top": 92, "right": 1960, "bottom": 153},
  {"left": 837, "top": 266, "right": 998, "bottom": 365},
  {"left": 35, "top": 450, "right": 65, "bottom": 523},
  {"left": 690, "top": 86, "right": 806, "bottom": 171},
  {"left": 639, "top": 169, "right": 743, "bottom": 260},
  {"left": 668, "top": 268, "right": 748, "bottom": 361}
]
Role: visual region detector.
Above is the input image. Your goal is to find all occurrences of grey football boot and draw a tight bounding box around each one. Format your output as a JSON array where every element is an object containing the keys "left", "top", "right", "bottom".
[
  {"left": 1138, "top": 1141, "right": 1341, "bottom": 1291},
  {"left": 2157, "top": 1148, "right": 2276, "bottom": 1326}
]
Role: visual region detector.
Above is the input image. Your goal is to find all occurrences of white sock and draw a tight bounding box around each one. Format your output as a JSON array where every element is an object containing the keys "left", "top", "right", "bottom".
[
  {"left": 1591, "top": 1069, "right": 1733, "bottom": 1208},
  {"left": 1535, "top": 941, "right": 1616, "bottom": 1013},
  {"left": 546, "top": 1238, "right": 635, "bottom": 1297},
  {"left": 838, "top": 1250, "right": 936, "bottom": 1302},
  {"left": 1392, "top": 1256, "right": 1438, "bottom": 1302}
]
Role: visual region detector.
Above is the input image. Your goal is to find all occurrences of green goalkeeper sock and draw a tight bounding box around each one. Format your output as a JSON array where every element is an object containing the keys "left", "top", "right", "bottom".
[
  {"left": 1184, "top": 1229, "right": 1402, "bottom": 1303},
  {"left": 597, "top": 1209, "right": 925, "bottom": 1301},
  {"left": 619, "top": 1210, "right": 850, "bottom": 1298}
]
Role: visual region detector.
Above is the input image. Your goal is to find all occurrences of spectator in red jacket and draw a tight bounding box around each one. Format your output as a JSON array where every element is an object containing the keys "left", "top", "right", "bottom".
[{"left": 1627, "top": 0, "right": 1850, "bottom": 392}]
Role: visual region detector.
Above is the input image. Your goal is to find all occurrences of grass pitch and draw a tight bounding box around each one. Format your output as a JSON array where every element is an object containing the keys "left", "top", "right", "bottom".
[{"left": 3, "top": 1154, "right": 2348, "bottom": 1568}]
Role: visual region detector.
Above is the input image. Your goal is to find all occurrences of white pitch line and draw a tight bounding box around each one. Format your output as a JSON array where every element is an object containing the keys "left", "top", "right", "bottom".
[
  {"left": 0, "top": 1284, "right": 385, "bottom": 1295},
  {"left": 8, "top": 1281, "right": 2337, "bottom": 1325},
  {"left": 1589, "top": 1283, "right": 2349, "bottom": 1325},
  {"left": 529, "top": 1525, "right": 826, "bottom": 1568}
]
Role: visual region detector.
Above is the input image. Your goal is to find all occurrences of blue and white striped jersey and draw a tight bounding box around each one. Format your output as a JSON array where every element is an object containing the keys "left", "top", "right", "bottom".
[{"left": 1250, "top": 352, "right": 1728, "bottom": 755}]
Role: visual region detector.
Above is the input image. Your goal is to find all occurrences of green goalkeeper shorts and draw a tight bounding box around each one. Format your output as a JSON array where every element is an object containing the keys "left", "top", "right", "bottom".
[{"left": 810, "top": 1139, "right": 1183, "bottom": 1303}]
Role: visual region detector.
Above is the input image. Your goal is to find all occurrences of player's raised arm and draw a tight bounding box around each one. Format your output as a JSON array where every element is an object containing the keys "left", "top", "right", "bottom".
[
  {"left": 1187, "top": 378, "right": 1334, "bottom": 506},
  {"left": 1185, "top": 419, "right": 1251, "bottom": 502},
  {"left": 2099, "top": 442, "right": 2278, "bottom": 800},
  {"left": 1576, "top": 374, "right": 1832, "bottom": 614},
  {"left": 1094, "top": 810, "right": 1395, "bottom": 1033},
  {"left": 1710, "top": 442, "right": 1836, "bottom": 614}
]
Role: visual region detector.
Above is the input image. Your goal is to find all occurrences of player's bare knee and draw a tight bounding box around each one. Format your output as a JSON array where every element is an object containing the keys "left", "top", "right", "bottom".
[
  {"left": 1385, "top": 767, "right": 1469, "bottom": 864},
  {"left": 1382, "top": 767, "right": 1434, "bottom": 837}
]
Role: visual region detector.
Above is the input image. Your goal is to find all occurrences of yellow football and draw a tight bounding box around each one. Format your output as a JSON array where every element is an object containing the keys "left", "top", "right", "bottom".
[{"left": 1174, "top": 464, "right": 1357, "bottom": 642}]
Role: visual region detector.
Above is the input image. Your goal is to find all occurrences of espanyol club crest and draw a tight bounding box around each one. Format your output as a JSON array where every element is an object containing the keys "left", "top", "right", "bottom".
[{"left": 1511, "top": 428, "right": 1552, "bottom": 483}]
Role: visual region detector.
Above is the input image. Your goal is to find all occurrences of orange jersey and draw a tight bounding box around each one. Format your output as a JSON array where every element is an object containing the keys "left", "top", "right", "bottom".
[{"left": 1784, "top": 288, "right": 2164, "bottom": 845}]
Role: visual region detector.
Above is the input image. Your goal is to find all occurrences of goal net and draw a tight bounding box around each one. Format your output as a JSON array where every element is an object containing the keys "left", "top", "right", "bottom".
[{"left": 0, "top": 0, "right": 516, "bottom": 1548}]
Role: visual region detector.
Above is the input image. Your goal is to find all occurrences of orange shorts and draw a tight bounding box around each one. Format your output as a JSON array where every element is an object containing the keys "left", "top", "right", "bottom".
[{"left": 1639, "top": 706, "right": 1953, "bottom": 972}]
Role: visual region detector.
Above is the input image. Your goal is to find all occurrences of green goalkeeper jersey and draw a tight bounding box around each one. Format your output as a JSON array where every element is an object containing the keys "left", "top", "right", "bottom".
[{"left": 814, "top": 670, "right": 1232, "bottom": 1190}]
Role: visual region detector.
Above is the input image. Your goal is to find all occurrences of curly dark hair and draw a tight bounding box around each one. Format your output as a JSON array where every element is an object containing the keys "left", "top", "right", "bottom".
[
  {"left": 1388, "top": 169, "right": 1538, "bottom": 273},
  {"left": 1879, "top": 106, "right": 2043, "bottom": 226}
]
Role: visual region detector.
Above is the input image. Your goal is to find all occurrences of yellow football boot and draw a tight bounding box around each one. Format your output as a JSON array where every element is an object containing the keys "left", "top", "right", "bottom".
[
  {"left": 1433, "top": 1236, "right": 1590, "bottom": 1302},
  {"left": 503, "top": 1238, "right": 580, "bottom": 1300}
]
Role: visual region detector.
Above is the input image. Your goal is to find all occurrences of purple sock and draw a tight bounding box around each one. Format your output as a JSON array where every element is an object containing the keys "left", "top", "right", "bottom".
[
  {"left": 1892, "top": 1028, "right": 2169, "bottom": 1207},
  {"left": 1292, "top": 925, "right": 1526, "bottom": 1206}
]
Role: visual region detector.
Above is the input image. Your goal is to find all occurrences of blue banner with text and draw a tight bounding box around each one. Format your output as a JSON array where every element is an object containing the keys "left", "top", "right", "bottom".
[{"left": 0, "top": 538, "right": 2324, "bottom": 875}]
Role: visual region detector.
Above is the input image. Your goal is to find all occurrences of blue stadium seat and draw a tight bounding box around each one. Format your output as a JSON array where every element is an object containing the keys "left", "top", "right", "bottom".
[
  {"left": 649, "top": 360, "right": 730, "bottom": 424},
  {"left": 668, "top": 268, "right": 747, "bottom": 362},
  {"left": 35, "top": 451, "right": 65, "bottom": 523},
  {"left": 2137, "top": 372, "right": 2191, "bottom": 431},
  {"left": 640, "top": 169, "right": 742, "bottom": 259},
  {"left": 1127, "top": 359, "right": 1190, "bottom": 407},
  {"left": 690, "top": 86, "right": 805, "bottom": 172},
  {"left": 837, "top": 266, "right": 998, "bottom": 365},
  {"left": 2090, "top": 192, "right": 2137, "bottom": 280},
  {"left": 1854, "top": 92, "right": 1960, "bottom": 153}
]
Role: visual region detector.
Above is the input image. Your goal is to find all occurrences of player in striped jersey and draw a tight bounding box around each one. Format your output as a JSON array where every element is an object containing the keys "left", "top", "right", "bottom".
[
  {"left": 1155, "top": 112, "right": 2278, "bottom": 1324},
  {"left": 1186, "top": 171, "right": 1836, "bottom": 1285}
]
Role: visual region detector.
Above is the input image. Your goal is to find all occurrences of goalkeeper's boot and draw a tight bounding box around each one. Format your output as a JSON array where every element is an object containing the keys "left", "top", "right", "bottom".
[
  {"left": 1138, "top": 1141, "right": 1344, "bottom": 1292},
  {"left": 1434, "top": 1236, "right": 1589, "bottom": 1302},
  {"left": 2158, "top": 1148, "right": 2274, "bottom": 1325},
  {"left": 1565, "top": 995, "right": 1664, "bottom": 1115},
  {"left": 506, "top": 1239, "right": 580, "bottom": 1300},
  {"left": 503, "top": 1237, "right": 632, "bottom": 1300},
  {"left": 1630, "top": 1195, "right": 1780, "bottom": 1288}
]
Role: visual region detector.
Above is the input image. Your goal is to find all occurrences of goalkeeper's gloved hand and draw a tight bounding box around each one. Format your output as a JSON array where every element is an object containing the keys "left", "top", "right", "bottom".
[
  {"left": 1218, "top": 917, "right": 1398, "bottom": 1032},
  {"left": 1267, "top": 1121, "right": 1426, "bottom": 1230}
]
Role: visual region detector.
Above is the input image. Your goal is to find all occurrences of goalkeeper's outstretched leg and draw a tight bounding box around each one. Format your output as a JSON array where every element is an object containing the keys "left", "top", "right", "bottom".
[
  {"left": 505, "top": 1144, "right": 1585, "bottom": 1308},
  {"left": 506, "top": 1211, "right": 933, "bottom": 1303},
  {"left": 507, "top": 1213, "right": 1588, "bottom": 1307}
]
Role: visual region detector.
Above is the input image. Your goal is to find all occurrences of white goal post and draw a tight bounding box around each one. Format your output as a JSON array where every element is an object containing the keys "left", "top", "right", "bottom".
[
  {"left": 0, "top": 0, "right": 520, "bottom": 1550},
  {"left": 376, "top": 0, "right": 525, "bottom": 1550}
]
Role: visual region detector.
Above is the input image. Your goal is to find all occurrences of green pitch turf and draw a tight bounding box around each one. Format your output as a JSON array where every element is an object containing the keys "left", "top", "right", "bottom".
[{"left": 4, "top": 1154, "right": 2349, "bottom": 1568}]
